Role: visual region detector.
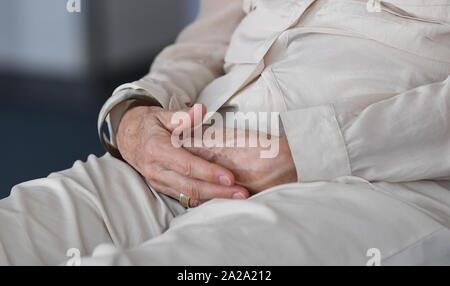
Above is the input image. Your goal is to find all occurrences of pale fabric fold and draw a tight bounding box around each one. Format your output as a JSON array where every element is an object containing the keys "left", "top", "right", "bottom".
[
  {"left": 280, "top": 105, "right": 352, "bottom": 181},
  {"left": 1, "top": 155, "right": 449, "bottom": 265},
  {"left": 282, "top": 77, "right": 450, "bottom": 182}
]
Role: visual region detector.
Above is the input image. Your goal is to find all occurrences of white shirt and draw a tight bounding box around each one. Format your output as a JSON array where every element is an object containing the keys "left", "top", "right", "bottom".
[{"left": 98, "top": 0, "right": 450, "bottom": 183}]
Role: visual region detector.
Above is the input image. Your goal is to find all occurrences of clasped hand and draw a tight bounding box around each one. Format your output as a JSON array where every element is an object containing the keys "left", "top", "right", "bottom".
[{"left": 116, "top": 103, "right": 297, "bottom": 207}]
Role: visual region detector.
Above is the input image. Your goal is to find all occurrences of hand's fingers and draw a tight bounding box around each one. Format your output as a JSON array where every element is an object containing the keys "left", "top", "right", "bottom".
[
  {"left": 157, "top": 103, "right": 206, "bottom": 132},
  {"left": 148, "top": 180, "right": 204, "bottom": 208},
  {"left": 186, "top": 103, "right": 206, "bottom": 128},
  {"left": 157, "top": 142, "right": 235, "bottom": 186},
  {"left": 153, "top": 169, "right": 249, "bottom": 201}
]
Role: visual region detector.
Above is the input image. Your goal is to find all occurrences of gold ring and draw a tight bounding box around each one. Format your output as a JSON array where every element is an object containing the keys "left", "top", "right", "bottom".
[{"left": 179, "top": 193, "right": 191, "bottom": 208}]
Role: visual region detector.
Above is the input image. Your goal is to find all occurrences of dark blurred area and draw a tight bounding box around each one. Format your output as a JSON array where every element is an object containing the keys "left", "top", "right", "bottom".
[{"left": 0, "top": 0, "right": 199, "bottom": 199}]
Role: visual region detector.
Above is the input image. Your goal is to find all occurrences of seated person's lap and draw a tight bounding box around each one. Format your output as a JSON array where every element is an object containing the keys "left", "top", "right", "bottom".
[{"left": 0, "top": 154, "right": 185, "bottom": 265}]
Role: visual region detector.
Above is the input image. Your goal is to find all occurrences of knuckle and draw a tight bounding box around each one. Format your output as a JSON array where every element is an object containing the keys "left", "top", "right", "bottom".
[
  {"left": 181, "top": 161, "right": 193, "bottom": 177},
  {"left": 184, "top": 182, "right": 200, "bottom": 199}
]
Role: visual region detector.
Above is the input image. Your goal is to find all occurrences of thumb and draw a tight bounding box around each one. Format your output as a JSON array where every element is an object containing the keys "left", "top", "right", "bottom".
[{"left": 157, "top": 103, "right": 206, "bottom": 132}]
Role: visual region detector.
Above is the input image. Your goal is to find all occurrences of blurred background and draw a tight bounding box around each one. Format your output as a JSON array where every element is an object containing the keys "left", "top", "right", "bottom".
[{"left": 0, "top": 0, "right": 199, "bottom": 199}]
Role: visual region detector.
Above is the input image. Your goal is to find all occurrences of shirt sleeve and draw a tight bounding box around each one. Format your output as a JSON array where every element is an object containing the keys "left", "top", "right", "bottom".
[
  {"left": 280, "top": 75, "right": 450, "bottom": 183},
  {"left": 98, "top": 0, "right": 245, "bottom": 155}
]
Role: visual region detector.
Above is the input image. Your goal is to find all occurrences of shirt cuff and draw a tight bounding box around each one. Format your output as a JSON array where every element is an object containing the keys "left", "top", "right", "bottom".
[{"left": 280, "top": 105, "right": 352, "bottom": 182}]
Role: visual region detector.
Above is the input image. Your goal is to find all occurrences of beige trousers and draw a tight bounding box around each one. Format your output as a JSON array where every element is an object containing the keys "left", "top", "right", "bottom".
[
  {"left": 1, "top": 154, "right": 449, "bottom": 265},
  {"left": 0, "top": 154, "right": 186, "bottom": 265}
]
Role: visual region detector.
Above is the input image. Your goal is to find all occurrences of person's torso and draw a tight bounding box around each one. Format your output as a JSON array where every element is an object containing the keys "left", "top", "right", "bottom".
[{"left": 197, "top": 0, "right": 450, "bottom": 133}]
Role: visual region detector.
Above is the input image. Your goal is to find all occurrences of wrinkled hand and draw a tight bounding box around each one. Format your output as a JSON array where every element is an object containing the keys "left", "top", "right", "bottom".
[
  {"left": 186, "top": 128, "right": 298, "bottom": 194},
  {"left": 116, "top": 102, "right": 249, "bottom": 207}
]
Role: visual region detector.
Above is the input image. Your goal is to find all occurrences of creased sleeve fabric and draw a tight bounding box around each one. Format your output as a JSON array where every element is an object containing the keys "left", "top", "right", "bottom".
[
  {"left": 98, "top": 0, "right": 245, "bottom": 155},
  {"left": 281, "top": 75, "right": 450, "bottom": 183}
]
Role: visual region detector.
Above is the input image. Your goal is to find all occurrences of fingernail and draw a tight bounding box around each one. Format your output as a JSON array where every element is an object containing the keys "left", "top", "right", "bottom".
[
  {"left": 219, "top": 176, "right": 231, "bottom": 186},
  {"left": 232, "top": 192, "right": 246, "bottom": 199}
]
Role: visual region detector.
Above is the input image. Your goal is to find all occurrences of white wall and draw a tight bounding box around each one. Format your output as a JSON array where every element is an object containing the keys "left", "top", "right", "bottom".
[
  {"left": 0, "top": 0, "right": 200, "bottom": 78},
  {"left": 0, "top": 0, "right": 87, "bottom": 77}
]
